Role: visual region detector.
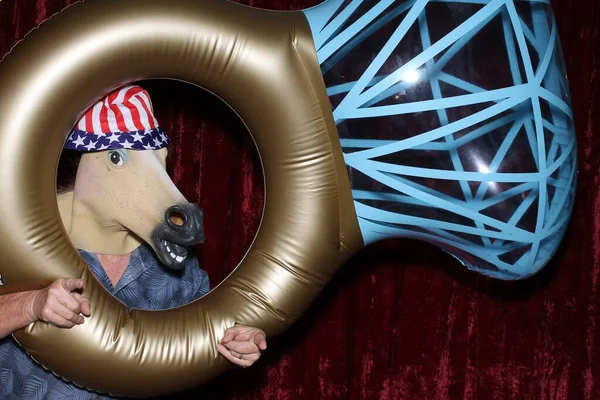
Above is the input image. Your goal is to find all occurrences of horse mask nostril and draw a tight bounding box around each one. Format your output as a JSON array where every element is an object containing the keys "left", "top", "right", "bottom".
[
  {"left": 165, "top": 205, "right": 188, "bottom": 228},
  {"left": 164, "top": 204, "right": 205, "bottom": 244},
  {"left": 169, "top": 210, "right": 186, "bottom": 227}
]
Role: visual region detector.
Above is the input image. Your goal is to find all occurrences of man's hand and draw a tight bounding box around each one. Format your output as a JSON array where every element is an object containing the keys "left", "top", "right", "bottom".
[
  {"left": 217, "top": 324, "right": 267, "bottom": 368},
  {"left": 27, "top": 278, "right": 91, "bottom": 328}
]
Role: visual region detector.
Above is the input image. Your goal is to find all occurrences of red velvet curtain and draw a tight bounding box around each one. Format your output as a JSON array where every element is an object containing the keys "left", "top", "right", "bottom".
[{"left": 1, "top": 1, "right": 599, "bottom": 398}]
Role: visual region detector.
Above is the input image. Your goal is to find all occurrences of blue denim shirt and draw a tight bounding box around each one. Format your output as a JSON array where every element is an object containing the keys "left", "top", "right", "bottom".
[{"left": 0, "top": 244, "right": 210, "bottom": 399}]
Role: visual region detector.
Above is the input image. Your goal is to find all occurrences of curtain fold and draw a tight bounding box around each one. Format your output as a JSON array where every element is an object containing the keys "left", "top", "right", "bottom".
[{"left": 1, "top": 0, "right": 598, "bottom": 398}]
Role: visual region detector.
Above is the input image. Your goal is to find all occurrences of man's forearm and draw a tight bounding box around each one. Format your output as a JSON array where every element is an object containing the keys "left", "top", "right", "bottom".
[{"left": 0, "top": 290, "right": 38, "bottom": 339}]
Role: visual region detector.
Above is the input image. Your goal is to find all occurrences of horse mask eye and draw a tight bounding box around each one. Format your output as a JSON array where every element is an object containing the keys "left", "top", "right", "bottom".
[{"left": 108, "top": 149, "right": 127, "bottom": 167}]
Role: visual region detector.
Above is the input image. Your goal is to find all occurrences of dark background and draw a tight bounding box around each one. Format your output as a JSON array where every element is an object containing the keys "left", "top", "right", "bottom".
[{"left": 1, "top": 0, "right": 599, "bottom": 399}]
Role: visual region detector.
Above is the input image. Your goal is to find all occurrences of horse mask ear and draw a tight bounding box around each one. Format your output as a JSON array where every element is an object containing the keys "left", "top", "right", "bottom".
[{"left": 59, "top": 86, "right": 204, "bottom": 265}]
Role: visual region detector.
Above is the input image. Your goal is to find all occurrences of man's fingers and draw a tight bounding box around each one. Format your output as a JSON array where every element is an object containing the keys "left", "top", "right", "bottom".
[
  {"left": 229, "top": 350, "right": 242, "bottom": 358},
  {"left": 221, "top": 328, "right": 239, "bottom": 344},
  {"left": 57, "top": 291, "right": 83, "bottom": 314},
  {"left": 221, "top": 340, "right": 259, "bottom": 355},
  {"left": 218, "top": 326, "right": 265, "bottom": 367},
  {"left": 251, "top": 331, "right": 267, "bottom": 350},
  {"left": 232, "top": 332, "right": 252, "bottom": 342},
  {"left": 57, "top": 306, "right": 84, "bottom": 325},
  {"left": 51, "top": 301, "right": 84, "bottom": 325},
  {"left": 45, "top": 312, "right": 76, "bottom": 329},
  {"left": 230, "top": 350, "right": 260, "bottom": 362},
  {"left": 61, "top": 278, "right": 85, "bottom": 292},
  {"left": 72, "top": 293, "right": 91, "bottom": 317},
  {"left": 217, "top": 344, "right": 253, "bottom": 368}
]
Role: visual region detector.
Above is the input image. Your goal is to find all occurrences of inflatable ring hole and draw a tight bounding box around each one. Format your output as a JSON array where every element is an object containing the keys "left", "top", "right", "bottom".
[{"left": 56, "top": 79, "right": 265, "bottom": 296}]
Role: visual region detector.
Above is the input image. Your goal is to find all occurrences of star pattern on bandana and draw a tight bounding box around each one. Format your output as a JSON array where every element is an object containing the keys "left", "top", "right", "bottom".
[
  {"left": 65, "top": 128, "right": 171, "bottom": 152},
  {"left": 72, "top": 135, "right": 86, "bottom": 148},
  {"left": 131, "top": 132, "right": 145, "bottom": 142},
  {"left": 83, "top": 140, "right": 97, "bottom": 151}
]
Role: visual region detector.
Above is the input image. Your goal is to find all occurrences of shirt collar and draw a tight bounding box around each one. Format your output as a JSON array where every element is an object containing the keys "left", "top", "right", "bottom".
[{"left": 77, "top": 244, "right": 155, "bottom": 294}]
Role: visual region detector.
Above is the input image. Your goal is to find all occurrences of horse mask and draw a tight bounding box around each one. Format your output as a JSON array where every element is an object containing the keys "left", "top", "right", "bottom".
[{"left": 58, "top": 85, "right": 205, "bottom": 269}]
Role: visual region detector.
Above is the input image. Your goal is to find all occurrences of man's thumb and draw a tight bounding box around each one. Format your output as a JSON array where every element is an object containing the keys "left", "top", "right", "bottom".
[
  {"left": 62, "top": 278, "right": 84, "bottom": 291},
  {"left": 221, "top": 329, "right": 236, "bottom": 344}
]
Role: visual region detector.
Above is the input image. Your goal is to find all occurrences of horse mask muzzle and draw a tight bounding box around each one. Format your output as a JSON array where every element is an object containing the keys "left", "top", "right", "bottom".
[{"left": 152, "top": 203, "right": 205, "bottom": 270}]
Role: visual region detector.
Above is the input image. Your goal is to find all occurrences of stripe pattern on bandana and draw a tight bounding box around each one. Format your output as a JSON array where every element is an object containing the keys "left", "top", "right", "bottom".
[{"left": 64, "top": 85, "right": 170, "bottom": 152}]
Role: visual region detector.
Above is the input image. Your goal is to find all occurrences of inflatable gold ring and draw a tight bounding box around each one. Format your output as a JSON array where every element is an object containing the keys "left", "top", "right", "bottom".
[{"left": 0, "top": 0, "right": 362, "bottom": 396}]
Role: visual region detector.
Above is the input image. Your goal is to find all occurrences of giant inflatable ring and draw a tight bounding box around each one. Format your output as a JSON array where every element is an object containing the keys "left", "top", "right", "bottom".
[
  {"left": 0, "top": 0, "right": 363, "bottom": 396},
  {"left": 0, "top": 0, "right": 577, "bottom": 396}
]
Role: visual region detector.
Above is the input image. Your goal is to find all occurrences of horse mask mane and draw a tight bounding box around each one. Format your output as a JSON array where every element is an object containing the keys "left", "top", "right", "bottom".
[{"left": 56, "top": 85, "right": 205, "bottom": 270}]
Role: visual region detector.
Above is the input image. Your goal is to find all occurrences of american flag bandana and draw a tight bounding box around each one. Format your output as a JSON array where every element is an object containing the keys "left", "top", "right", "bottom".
[{"left": 64, "top": 85, "right": 170, "bottom": 152}]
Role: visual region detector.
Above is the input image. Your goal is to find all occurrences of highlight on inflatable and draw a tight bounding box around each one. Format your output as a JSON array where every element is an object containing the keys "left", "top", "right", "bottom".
[{"left": 0, "top": 0, "right": 576, "bottom": 397}]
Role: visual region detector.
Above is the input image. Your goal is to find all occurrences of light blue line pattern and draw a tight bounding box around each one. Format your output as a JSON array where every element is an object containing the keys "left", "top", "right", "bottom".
[{"left": 303, "top": 0, "right": 577, "bottom": 280}]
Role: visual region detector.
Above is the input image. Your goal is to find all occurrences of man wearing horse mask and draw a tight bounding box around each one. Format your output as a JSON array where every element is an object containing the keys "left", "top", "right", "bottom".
[{"left": 0, "top": 85, "right": 267, "bottom": 398}]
